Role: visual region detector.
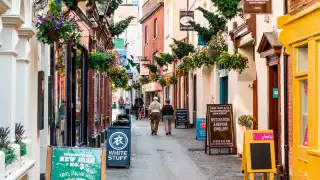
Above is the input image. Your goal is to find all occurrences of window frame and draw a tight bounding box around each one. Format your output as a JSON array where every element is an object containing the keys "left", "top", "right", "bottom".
[
  {"left": 145, "top": 25, "right": 148, "bottom": 44},
  {"left": 154, "top": 18, "right": 158, "bottom": 39}
]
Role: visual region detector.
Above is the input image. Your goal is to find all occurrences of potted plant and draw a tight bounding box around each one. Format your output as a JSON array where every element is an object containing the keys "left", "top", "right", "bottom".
[
  {"left": 36, "top": 0, "right": 82, "bottom": 45},
  {"left": 0, "top": 127, "right": 17, "bottom": 165},
  {"left": 146, "top": 64, "right": 158, "bottom": 74},
  {"left": 238, "top": 115, "right": 255, "bottom": 130},
  {"left": 219, "top": 51, "right": 249, "bottom": 74},
  {"left": 159, "top": 77, "right": 167, "bottom": 87},
  {"left": 15, "top": 123, "right": 27, "bottom": 157},
  {"left": 139, "top": 76, "right": 150, "bottom": 84}
]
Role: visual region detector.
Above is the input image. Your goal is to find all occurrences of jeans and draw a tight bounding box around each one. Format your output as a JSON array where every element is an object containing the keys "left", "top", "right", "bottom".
[{"left": 163, "top": 115, "right": 173, "bottom": 133}]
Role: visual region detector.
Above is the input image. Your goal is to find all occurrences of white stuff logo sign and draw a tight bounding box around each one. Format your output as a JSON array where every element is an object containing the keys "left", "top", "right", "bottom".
[
  {"left": 109, "top": 132, "right": 128, "bottom": 151},
  {"left": 180, "top": 11, "right": 194, "bottom": 31}
]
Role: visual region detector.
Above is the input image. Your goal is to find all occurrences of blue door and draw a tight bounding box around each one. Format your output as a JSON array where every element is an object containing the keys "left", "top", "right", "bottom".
[{"left": 220, "top": 77, "right": 228, "bottom": 104}]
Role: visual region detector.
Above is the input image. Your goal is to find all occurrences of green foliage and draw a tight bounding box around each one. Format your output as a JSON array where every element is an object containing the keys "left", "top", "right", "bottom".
[
  {"left": 0, "top": 127, "right": 17, "bottom": 165},
  {"left": 36, "top": 0, "right": 82, "bottom": 45},
  {"left": 154, "top": 53, "right": 175, "bottom": 67},
  {"left": 219, "top": 51, "right": 249, "bottom": 73},
  {"left": 105, "top": 0, "right": 123, "bottom": 17},
  {"left": 188, "top": 21, "right": 214, "bottom": 42},
  {"left": 109, "top": 16, "right": 135, "bottom": 37},
  {"left": 107, "top": 67, "right": 129, "bottom": 89},
  {"left": 212, "top": 0, "right": 242, "bottom": 19},
  {"left": 139, "top": 76, "right": 150, "bottom": 84},
  {"left": 146, "top": 64, "right": 158, "bottom": 74},
  {"left": 131, "top": 83, "right": 141, "bottom": 90},
  {"left": 88, "top": 52, "right": 116, "bottom": 72},
  {"left": 149, "top": 73, "right": 159, "bottom": 81},
  {"left": 238, "top": 115, "right": 254, "bottom": 129},
  {"left": 170, "top": 75, "right": 178, "bottom": 85},
  {"left": 63, "top": 0, "right": 78, "bottom": 10},
  {"left": 159, "top": 78, "right": 167, "bottom": 86},
  {"left": 170, "top": 38, "right": 195, "bottom": 59},
  {"left": 15, "top": 123, "right": 27, "bottom": 156}
]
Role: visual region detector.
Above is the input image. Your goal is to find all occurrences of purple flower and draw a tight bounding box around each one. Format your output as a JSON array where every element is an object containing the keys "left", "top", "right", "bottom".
[
  {"left": 70, "top": 40, "right": 75, "bottom": 46},
  {"left": 49, "top": 15, "right": 54, "bottom": 21},
  {"left": 54, "top": 23, "right": 61, "bottom": 30}
]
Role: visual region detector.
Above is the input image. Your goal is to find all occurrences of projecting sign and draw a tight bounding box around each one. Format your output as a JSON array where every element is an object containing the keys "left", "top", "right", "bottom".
[
  {"left": 180, "top": 11, "right": 194, "bottom": 31},
  {"left": 243, "top": 0, "right": 272, "bottom": 14}
]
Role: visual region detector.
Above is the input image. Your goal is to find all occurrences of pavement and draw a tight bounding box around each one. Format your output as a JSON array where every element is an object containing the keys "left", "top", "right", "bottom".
[{"left": 106, "top": 116, "right": 245, "bottom": 180}]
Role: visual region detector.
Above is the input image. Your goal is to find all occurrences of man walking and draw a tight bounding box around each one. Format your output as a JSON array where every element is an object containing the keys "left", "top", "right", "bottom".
[{"left": 148, "top": 97, "right": 162, "bottom": 135}]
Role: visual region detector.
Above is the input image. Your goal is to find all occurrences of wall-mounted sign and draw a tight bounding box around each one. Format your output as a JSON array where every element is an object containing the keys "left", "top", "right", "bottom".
[
  {"left": 242, "top": 130, "right": 276, "bottom": 179},
  {"left": 243, "top": 0, "right": 272, "bottom": 14},
  {"left": 115, "top": 50, "right": 127, "bottom": 66},
  {"left": 272, "top": 88, "right": 278, "bottom": 98},
  {"left": 180, "top": 11, "right": 194, "bottom": 31},
  {"left": 114, "top": 38, "right": 125, "bottom": 49}
]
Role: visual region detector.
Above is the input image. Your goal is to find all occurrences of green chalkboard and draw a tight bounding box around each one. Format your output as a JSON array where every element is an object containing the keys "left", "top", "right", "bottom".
[{"left": 50, "top": 147, "right": 103, "bottom": 180}]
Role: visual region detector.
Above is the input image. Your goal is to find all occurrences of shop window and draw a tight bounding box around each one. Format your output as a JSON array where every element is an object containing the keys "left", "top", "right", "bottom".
[
  {"left": 154, "top": 18, "right": 158, "bottom": 39},
  {"left": 220, "top": 76, "right": 228, "bottom": 104},
  {"left": 296, "top": 44, "right": 308, "bottom": 72},
  {"left": 145, "top": 26, "right": 148, "bottom": 44},
  {"left": 300, "top": 79, "right": 308, "bottom": 146},
  {"left": 165, "top": 86, "right": 170, "bottom": 100}
]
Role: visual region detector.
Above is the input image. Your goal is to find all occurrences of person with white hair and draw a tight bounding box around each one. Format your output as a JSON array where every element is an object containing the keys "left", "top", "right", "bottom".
[{"left": 148, "top": 96, "right": 162, "bottom": 135}]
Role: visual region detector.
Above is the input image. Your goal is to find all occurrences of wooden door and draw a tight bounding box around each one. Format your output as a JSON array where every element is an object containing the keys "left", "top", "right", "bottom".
[
  {"left": 268, "top": 65, "right": 279, "bottom": 163},
  {"left": 253, "top": 79, "right": 258, "bottom": 130}
]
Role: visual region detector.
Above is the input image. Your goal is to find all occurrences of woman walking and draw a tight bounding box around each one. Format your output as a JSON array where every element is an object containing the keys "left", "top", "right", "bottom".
[{"left": 161, "top": 99, "right": 174, "bottom": 135}]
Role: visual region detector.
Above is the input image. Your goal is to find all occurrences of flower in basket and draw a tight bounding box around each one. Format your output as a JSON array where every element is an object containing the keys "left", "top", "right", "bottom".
[{"left": 36, "top": 0, "right": 82, "bottom": 45}]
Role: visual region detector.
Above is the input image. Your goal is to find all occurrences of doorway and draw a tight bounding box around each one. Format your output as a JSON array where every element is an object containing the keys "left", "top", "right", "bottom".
[
  {"left": 220, "top": 76, "right": 228, "bottom": 104},
  {"left": 268, "top": 64, "right": 280, "bottom": 164}
]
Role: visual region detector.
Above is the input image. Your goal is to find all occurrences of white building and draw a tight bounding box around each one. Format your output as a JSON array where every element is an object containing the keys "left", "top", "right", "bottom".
[{"left": 0, "top": 0, "right": 51, "bottom": 179}]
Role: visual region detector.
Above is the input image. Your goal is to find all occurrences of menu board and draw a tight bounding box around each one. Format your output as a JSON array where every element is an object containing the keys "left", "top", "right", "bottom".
[
  {"left": 46, "top": 146, "right": 106, "bottom": 180},
  {"left": 207, "top": 104, "right": 234, "bottom": 148},
  {"left": 175, "top": 108, "right": 188, "bottom": 128}
]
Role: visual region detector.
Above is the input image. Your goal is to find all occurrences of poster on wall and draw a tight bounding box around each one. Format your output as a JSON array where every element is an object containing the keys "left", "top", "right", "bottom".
[
  {"left": 115, "top": 50, "right": 127, "bottom": 66},
  {"left": 180, "top": 11, "right": 194, "bottom": 31},
  {"left": 243, "top": 0, "right": 272, "bottom": 14}
]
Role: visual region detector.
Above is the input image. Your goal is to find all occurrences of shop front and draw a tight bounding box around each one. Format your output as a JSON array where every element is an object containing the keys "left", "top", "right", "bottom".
[{"left": 278, "top": 4, "right": 320, "bottom": 180}]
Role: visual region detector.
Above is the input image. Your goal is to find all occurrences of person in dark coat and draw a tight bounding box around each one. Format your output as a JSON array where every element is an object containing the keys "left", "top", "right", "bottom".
[{"left": 161, "top": 99, "right": 174, "bottom": 135}]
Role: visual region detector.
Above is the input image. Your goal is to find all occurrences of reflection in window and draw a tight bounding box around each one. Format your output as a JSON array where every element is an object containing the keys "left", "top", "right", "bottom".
[
  {"left": 300, "top": 80, "right": 308, "bottom": 146},
  {"left": 296, "top": 44, "right": 308, "bottom": 72}
]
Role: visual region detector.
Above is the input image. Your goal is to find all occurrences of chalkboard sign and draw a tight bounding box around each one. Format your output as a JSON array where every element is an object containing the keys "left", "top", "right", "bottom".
[
  {"left": 242, "top": 130, "right": 276, "bottom": 179},
  {"left": 46, "top": 146, "right": 106, "bottom": 180},
  {"left": 250, "top": 143, "right": 271, "bottom": 170},
  {"left": 206, "top": 104, "right": 234, "bottom": 148},
  {"left": 175, "top": 108, "right": 188, "bottom": 128}
]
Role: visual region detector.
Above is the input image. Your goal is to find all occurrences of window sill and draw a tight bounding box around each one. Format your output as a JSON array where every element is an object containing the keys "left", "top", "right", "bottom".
[
  {"left": 144, "top": 43, "right": 148, "bottom": 46},
  {"left": 5, "top": 159, "right": 36, "bottom": 180}
]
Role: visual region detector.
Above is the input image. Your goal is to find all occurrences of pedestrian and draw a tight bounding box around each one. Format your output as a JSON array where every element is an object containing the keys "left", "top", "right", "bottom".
[
  {"left": 161, "top": 99, "right": 174, "bottom": 135},
  {"left": 118, "top": 96, "right": 125, "bottom": 110},
  {"left": 125, "top": 97, "right": 131, "bottom": 115},
  {"left": 112, "top": 102, "right": 117, "bottom": 109},
  {"left": 148, "top": 97, "right": 162, "bottom": 135}
]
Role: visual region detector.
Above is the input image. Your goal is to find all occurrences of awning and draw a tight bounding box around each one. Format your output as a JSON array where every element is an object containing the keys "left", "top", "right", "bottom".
[{"left": 142, "top": 82, "right": 162, "bottom": 92}]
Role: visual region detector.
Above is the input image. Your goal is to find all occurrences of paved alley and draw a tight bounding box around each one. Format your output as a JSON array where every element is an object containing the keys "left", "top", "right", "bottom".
[{"left": 106, "top": 118, "right": 244, "bottom": 180}]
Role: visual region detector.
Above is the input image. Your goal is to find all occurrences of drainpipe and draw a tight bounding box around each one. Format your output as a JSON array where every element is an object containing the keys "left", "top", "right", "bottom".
[{"left": 283, "top": 1, "right": 289, "bottom": 179}]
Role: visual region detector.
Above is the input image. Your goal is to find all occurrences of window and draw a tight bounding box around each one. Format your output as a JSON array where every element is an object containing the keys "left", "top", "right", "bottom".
[
  {"left": 154, "top": 19, "right": 158, "bottom": 39},
  {"left": 296, "top": 45, "right": 308, "bottom": 72},
  {"left": 145, "top": 26, "right": 148, "bottom": 44},
  {"left": 165, "top": 86, "right": 170, "bottom": 100},
  {"left": 295, "top": 44, "right": 308, "bottom": 146}
]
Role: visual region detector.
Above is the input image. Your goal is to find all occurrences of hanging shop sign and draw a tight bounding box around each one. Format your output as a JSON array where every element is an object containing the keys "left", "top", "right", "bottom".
[
  {"left": 242, "top": 130, "right": 276, "bottom": 179},
  {"left": 243, "top": 0, "right": 272, "bottom": 14},
  {"left": 114, "top": 38, "right": 125, "bottom": 49},
  {"left": 205, "top": 104, "right": 235, "bottom": 155},
  {"left": 46, "top": 146, "right": 106, "bottom": 180},
  {"left": 180, "top": 11, "right": 194, "bottom": 31}
]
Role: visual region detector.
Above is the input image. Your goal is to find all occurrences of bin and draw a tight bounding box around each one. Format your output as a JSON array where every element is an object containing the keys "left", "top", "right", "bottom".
[{"left": 106, "top": 126, "right": 131, "bottom": 167}]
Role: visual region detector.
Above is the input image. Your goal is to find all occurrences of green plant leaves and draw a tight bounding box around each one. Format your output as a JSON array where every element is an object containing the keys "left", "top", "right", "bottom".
[
  {"left": 109, "top": 16, "right": 135, "bottom": 37},
  {"left": 170, "top": 39, "right": 195, "bottom": 59}
]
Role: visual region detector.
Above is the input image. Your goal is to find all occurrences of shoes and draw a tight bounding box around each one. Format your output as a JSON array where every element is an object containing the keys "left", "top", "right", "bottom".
[
  {"left": 166, "top": 133, "right": 169, "bottom": 135},
  {"left": 154, "top": 132, "right": 157, "bottom": 135},
  {"left": 169, "top": 132, "right": 171, "bottom": 135},
  {"left": 151, "top": 131, "right": 154, "bottom": 135}
]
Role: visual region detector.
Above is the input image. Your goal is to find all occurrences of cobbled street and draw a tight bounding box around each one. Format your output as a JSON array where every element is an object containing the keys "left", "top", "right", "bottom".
[{"left": 107, "top": 118, "right": 244, "bottom": 180}]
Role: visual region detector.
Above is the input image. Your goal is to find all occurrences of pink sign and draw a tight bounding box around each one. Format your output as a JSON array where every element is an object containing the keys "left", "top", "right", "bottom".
[{"left": 253, "top": 132, "right": 274, "bottom": 141}]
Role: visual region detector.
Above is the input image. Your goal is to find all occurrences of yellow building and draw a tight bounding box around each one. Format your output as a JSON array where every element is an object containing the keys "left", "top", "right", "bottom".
[{"left": 277, "top": 1, "right": 320, "bottom": 179}]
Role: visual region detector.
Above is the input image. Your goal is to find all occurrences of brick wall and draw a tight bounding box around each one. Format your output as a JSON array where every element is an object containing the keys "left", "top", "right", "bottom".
[{"left": 142, "top": 6, "right": 164, "bottom": 61}]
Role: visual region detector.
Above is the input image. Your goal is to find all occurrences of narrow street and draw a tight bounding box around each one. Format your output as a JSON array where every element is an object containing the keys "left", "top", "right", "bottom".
[{"left": 107, "top": 118, "right": 244, "bottom": 180}]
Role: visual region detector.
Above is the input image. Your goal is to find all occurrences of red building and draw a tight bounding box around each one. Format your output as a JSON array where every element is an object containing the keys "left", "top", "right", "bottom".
[{"left": 139, "top": 0, "right": 164, "bottom": 106}]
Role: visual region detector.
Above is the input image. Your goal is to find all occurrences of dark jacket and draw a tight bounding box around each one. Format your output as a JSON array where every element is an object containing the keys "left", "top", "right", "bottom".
[{"left": 161, "top": 105, "right": 174, "bottom": 116}]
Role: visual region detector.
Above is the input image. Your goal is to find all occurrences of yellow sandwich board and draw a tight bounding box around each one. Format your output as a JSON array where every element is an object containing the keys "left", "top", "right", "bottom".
[{"left": 242, "top": 130, "right": 276, "bottom": 180}]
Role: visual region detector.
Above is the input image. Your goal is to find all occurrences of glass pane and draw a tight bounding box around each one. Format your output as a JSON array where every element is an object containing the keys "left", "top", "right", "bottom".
[
  {"left": 300, "top": 79, "right": 308, "bottom": 146},
  {"left": 296, "top": 45, "right": 308, "bottom": 72}
]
